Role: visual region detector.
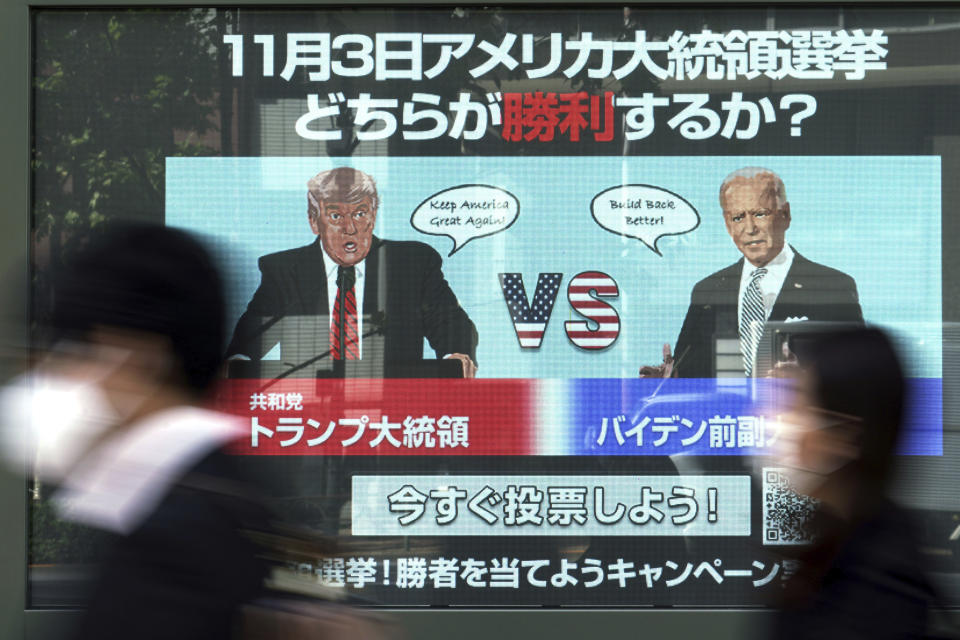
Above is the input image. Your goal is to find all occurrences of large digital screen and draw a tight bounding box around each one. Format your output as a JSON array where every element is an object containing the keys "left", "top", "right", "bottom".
[
  {"left": 165, "top": 154, "right": 942, "bottom": 605},
  {"left": 29, "top": 6, "right": 960, "bottom": 608}
]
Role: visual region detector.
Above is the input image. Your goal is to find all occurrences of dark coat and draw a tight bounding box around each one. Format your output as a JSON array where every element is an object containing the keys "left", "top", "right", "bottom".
[
  {"left": 74, "top": 449, "right": 269, "bottom": 640},
  {"left": 772, "top": 500, "right": 934, "bottom": 640},
  {"left": 674, "top": 249, "right": 863, "bottom": 377}
]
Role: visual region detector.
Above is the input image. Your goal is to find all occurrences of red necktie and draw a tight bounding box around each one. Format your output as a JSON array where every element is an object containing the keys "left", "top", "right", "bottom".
[{"left": 331, "top": 266, "right": 359, "bottom": 360}]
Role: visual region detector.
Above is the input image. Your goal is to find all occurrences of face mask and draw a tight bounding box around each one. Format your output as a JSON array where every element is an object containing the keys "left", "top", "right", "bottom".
[
  {"left": 771, "top": 414, "right": 855, "bottom": 497},
  {"left": 0, "top": 344, "right": 140, "bottom": 481}
]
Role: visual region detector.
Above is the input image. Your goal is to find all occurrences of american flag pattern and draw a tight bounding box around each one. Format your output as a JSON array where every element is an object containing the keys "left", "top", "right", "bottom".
[
  {"left": 499, "top": 272, "right": 563, "bottom": 349},
  {"left": 564, "top": 271, "right": 620, "bottom": 350}
]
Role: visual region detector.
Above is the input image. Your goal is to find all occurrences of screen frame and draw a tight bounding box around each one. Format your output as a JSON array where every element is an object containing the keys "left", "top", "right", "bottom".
[{"left": 3, "top": 1, "right": 959, "bottom": 639}]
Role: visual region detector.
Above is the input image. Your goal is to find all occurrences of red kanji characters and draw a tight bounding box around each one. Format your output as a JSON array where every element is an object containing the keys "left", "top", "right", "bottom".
[{"left": 501, "top": 91, "right": 615, "bottom": 142}]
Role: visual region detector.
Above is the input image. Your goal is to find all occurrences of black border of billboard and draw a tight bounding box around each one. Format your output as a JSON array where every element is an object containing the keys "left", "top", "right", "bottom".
[{"left": 4, "top": 3, "right": 960, "bottom": 640}]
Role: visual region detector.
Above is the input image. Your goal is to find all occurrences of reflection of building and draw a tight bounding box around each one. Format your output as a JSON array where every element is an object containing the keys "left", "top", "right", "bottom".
[{"left": 255, "top": 97, "right": 390, "bottom": 156}]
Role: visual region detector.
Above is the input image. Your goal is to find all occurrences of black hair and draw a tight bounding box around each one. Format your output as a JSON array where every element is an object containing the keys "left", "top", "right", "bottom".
[
  {"left": 49, "top": 222, "right": 226, "bottom": 396},
  {"left": 802, "top": 328, "right": 905, "bottom": 491}
]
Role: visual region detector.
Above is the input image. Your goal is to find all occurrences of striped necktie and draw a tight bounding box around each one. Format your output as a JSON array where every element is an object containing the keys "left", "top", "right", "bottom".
[
  {"left": 331, "top": 266, "right": 359, "bottom": 360},
  {"left": 739, "top": 267, "right": 768, "bottom": 376}
]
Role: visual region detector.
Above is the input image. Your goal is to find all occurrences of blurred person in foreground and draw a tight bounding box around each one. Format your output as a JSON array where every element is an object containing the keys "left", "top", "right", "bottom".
[
  {"left": 1, "top": 223, "right": 397, "bottom": 640},
  {"left": 769, "top": 329, "right": 935, "bottom": 639},
  {"left": 0, "top": 223, "right": 271, "bottom": 639}
]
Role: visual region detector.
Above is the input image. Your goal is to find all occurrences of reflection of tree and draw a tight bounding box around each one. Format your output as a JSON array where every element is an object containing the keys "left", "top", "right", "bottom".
[
  {"left": 33, "top": 10, "right": 222, "bottom": 262},
  {"left": 29, "top": 495, "right": 108, "bottom": 565},
  {"left": 30, "top": 11, "right": 226, "bottom": 566}
]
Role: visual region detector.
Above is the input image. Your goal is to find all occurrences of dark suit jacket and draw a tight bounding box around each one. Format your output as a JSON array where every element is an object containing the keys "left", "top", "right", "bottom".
[
  {"left": 227, "top": 236, "right": 478, "bottom": 364},
  {"left": 75, "top": 449, "right": 269, "bottom": 640},
  {"left": 773, "top": 499, "right": 934, "bottom": 640},
  {"left": 674, "top": 249, "right": 863, "bottom": 378}
]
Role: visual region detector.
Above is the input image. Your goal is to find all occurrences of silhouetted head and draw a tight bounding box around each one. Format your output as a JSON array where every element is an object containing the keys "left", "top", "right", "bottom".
[
  {"left": 50, "top": 222, "right": 226, "bottom": 397},
  {"left": 779, "top": 329, "right": 906, "bottom": 501},
  {"left": 805, "top": 329, "right": 904, "bottom": 487}
]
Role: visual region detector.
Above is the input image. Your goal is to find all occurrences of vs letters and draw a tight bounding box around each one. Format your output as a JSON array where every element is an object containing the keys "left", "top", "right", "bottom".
[{"left": 499, "top": 272, "right": 621, "bottom": 350}]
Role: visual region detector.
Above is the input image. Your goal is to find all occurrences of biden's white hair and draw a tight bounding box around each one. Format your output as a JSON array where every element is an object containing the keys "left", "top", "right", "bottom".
[{"left": 718, "top": 167, "right": 787, "bottom": 209}]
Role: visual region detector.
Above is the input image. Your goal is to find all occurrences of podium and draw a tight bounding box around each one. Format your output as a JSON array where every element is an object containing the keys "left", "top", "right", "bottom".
[
  {"left": 226, "top": 314, "right": 464, "bottom": 379},
  {"left": 227, "top": 358, "right": 464, "bottom": 379}
]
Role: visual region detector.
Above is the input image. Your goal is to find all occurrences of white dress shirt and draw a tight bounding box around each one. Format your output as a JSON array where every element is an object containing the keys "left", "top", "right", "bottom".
[
  {"left": 320, "top": 245, "right": 365, "bottom": 359},
  {"left": 737, "top": 243, "right": 794, "bottom": 324}
]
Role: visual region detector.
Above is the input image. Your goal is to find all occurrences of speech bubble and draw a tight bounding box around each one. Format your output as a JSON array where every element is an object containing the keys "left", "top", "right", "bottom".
[
  {"left": 590, "top": 184, "right": 700, "bottom": 256},
  {"left": 411, "top": 184, "right": 519, "bottom": 256}
]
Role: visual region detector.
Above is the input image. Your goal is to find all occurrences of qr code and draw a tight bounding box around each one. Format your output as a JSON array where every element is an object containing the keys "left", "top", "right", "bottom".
[{"left": 762, "top": 468, "right": 818, "bottom": 545}]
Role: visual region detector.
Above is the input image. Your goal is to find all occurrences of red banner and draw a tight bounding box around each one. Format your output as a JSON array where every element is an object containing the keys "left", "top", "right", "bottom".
[{"left": 216, "top": 379, "right": 535, "bottom": 455}]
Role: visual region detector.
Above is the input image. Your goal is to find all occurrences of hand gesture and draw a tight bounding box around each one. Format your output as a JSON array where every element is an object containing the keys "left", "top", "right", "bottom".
[
  {"left": 445, "top": 353, "right": 477, "bottom": 378},
  {"left": 766, "top": 340, "right": 801, "bottom": 378},
  {"left": 639, "top": 343, "right": 675, "bottom": 378}
]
